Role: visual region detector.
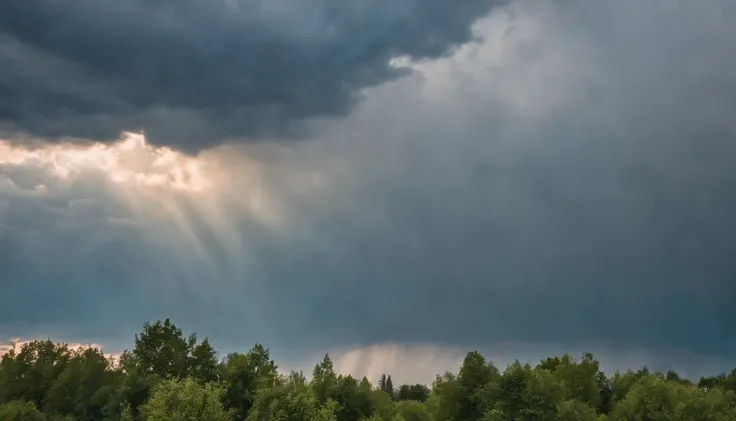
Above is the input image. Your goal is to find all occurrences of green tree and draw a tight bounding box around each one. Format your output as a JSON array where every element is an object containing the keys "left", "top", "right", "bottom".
[
  {"left": 314, "top": 399, "right": 339, "bottom": 421},
  {"left": 385, "top": 375, "right": 395, "bottom": 400},
  {"left": 430, "top": 372, "right": 462, "bottom": 421},
  {"left": 2, "top": 319, "right": 735, "bottom": 421},
  {"left": 0, "top": 400, "right": 45, "bottom": 421},
  {"left": 496, "top": 361, "right": 530, "bottom": 419},
  {"left": 312, "top": 354, "right": 339, "bottom": 405},
  {"left": 551, "top": 353, "right": 602, "bottom": 410},
  {"left": 249, "top": 371, "right": 317, "bottom": 421},
  {"left": 392, "top": 399, "right": 432, "bottom": 421},
  {"left": 457, "top": 351, "right": 500, "bottom": 421},
  {"left": 595, "top": 370, "right": 612, "bottom": 414},
  {"left": 699, "top": 369, "right": 736, "bottom": 392},
  {"left": 609, "top": 374, "right": 736, "bottom": 421},
  {"left": 333, "top": 374, "right": 373, "bottom": 421},
  {"left": 397, "top": 384, "right": 430, "bottom": 402},
  {"left": 556, "top": 399, "right": 599, "bottom": 421},
  {"left": 609, "top": 368, "right": 648, "bottom": 407},
  {"left": 379, "top": 375, "right": 388, "bottom": 393},
  {"left": 139, "top": 377, "right": 232, "bottom": 421},
  {"left": 189, "top": 338, "right": 220, "bottom": 384},
  {"left": 369, "top": 387, "right": 394, "bottom": 420},
  {"left": 520, "top": 367, "right": 566, "bottom": 420},
  {"left": 0, "top": 340, "right": 71, "bottom": 408},
  {"left": 43, "top": 346, "right": 117, "bottom": 421},
  {"left": 221, "top": 344, "right": 279, "bottom": 420},
  {"left": 130, "top": 319, "right": 193, "bottom": 379}
]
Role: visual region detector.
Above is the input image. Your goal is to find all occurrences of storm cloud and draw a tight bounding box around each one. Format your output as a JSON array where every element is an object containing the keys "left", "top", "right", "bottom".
[
  {"left": 0, "top": 0, "right": 506, "bottom": 151},
  {"left": 1, "top": 0, "right": 736, "bottom": 382}
]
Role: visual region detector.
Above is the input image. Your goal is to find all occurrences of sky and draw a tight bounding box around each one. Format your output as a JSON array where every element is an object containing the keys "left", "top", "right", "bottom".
[{"left": 1, "top": 0, "right": 736, "bottom": 385}]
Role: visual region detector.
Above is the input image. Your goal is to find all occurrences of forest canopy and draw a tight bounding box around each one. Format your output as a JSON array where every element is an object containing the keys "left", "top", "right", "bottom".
[{"left": 0, "top": 319, "right": 734, "bottom": 421}]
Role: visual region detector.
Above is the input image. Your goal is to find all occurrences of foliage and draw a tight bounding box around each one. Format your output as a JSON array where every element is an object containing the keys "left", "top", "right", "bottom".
[
  {"left": 0, "top": 400, "right": 46, "bottom": 421},
  {"left": 1, "top": 319, "right": 735, "bottom": 421},
  {"left": 139, "top": 377, "right": 232, "bottom": 421}
]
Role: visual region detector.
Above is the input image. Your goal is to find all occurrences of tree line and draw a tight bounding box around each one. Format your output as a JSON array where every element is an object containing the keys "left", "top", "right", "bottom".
[{"left": 0, "top": 318, "right": 734, "bottom": 420}]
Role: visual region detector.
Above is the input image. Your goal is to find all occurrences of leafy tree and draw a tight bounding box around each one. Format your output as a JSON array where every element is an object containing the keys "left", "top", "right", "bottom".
[
  {"left": 699, "top": 369, "right": 736, "bottom": 392},
  {"left": 368, "top": 387, "right": 394, "bottom": 420},
  {"left": 609, "top": 368, "right": 648, "bottom": 407},
  {"left": 497, "top": 361, "right": 531, "bottom": 419},
  {"left": 43, "top": 346, "right": 117, "bottom": 421},
  {"left": 130, "top": 319, "right": 194, "bottom": 379},
  {"left": 595, "top": 370, "right": 612, "bottom": 414},
  {"left": 556, "top": 399, "right": 599, "bottom": 421},
  {"left": 551, "top": 353, "right": 602, "bottom": 410},
  {"left": 333, "top": 374, "right": 373, "bottom": 421},
  {"left": 397, "top": 384, "right": 430, "bottom": 402},
  {"left": 457, "top": 351, "right": 500, "bottom": 421},
  {"left": 249, "top": 371, "right": 317, "bottom": 421},
  {"left": 1, "top": 319, "right": 735, "bottom": 421},
  {"left": 0, "top": 340, "right": 71, "bottom": 407},
  {"left": 610, "top": 374, "right": 736, "bottom": 421},
  {"left": 0, "top": 400, "right": 45, "bottom": 421},
  {"left": 392, "top": 399, "right": 432, "bottom": 421},
  {"left": 519, "top": 366, "right": 566, "bottom": 420},
  {"left": 189, "top": 338, "right": 220, "bottom": 384},
  {"left": 538, "top": 356, "right": 563, "bottom": 372},
  {"left": 221, "top": 344, "right": 279, "bottom": 420},
  {"left": 313, "top": 399, "right": 339, "bottom": 421},
  {"left": 431, "top": 371, "right": 462, "bottom": 421},
  {"left": 312, "top": 354, "right": 339, "bottom": 405},
  {"left": 139, "top": 377, "right": 232, "bottom": 421}
]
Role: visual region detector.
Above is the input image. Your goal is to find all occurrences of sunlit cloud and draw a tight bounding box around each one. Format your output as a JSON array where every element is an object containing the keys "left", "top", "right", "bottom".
[
  {"left": 0, "top": 132, "right": 330, "bottom": 259},
  {"left": 1, "top": 133, "right": 211, "bottom": 193}
]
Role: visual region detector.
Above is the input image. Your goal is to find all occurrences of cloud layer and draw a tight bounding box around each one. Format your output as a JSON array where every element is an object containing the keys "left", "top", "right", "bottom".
[
  {"left": 1, "top": 0, "right": 736, "bottom": 381},
  {"left": 0, "top": 0, "right": 506, "bottom": 151}
]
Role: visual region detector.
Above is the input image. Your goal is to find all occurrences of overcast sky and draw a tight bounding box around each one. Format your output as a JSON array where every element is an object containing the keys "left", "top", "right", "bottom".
[{"left": 1, "top": 0, "right": 735, "bottom": 384}]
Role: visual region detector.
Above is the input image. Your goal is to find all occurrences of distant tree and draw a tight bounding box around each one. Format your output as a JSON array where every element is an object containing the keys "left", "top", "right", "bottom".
[
  {"left": 698, "top": 369, "right": 736, "bottom": 392},
  {"left": 538, "top": 356, "right": 562, "bottom": 372},
  {"left": 397, "top": 383, "right": 430, "bottom": 402},
  {"left": 385, "top": 375, "right": 395, "bottom": 399},
  {"left": 610, "top": 375, "right": 736, "bottom": 420},
  {"left": 379, "top": 374, "right": 387, "bottom": 392},
  {"left": 0, "top": 319, "right": 734, "bottom": 421}
]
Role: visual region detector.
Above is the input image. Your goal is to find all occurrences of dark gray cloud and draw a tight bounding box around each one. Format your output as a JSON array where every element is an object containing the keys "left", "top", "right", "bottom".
[
  {"left": 1, "top": 0, "right": 736, "bottom": 377},
  {"left": 0, "top": 0, "right": 506, "bottom": 152}
]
